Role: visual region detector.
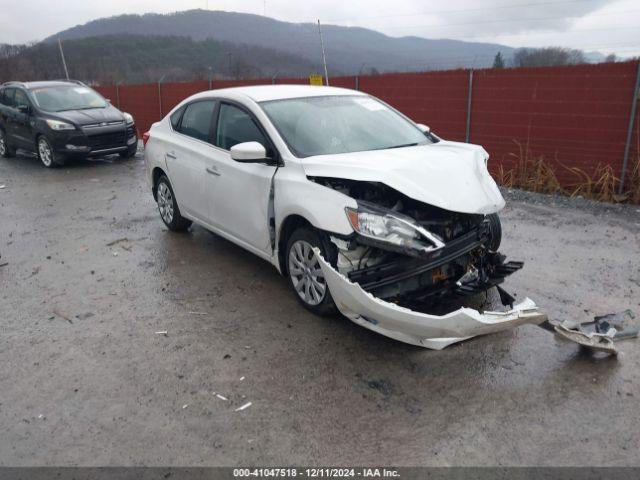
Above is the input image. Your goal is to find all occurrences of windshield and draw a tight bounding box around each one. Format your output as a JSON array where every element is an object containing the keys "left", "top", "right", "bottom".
[
  {"left": 260, "top": 95, "right": 431, "bottom": 157},
  {"left": 30, "top": 85, "right": 107, "bottom": 112}
]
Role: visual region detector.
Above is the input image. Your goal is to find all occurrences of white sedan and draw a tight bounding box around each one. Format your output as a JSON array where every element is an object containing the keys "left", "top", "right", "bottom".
[{"left": 144, "top": 85, "right": 546, "bottom": 349}]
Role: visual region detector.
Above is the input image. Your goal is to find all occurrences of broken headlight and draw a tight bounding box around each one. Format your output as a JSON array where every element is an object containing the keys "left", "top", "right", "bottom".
[{"left": 345, "top": 201, "right": 445, "bottom": 254}]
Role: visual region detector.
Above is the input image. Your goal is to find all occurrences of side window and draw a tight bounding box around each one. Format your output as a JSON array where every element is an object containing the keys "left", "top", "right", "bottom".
[
  {"left": 3, "top": 88, "right": 15, "bottom": 107},
  {"left": 0, "top": 89, "right": 5, "bottom": 106},
  {"left": 176, "top": 100, "right": 216, "bottom": 142},
  {"left": 14, "top": 89, "right": 29, "bottom": 109},
  {"left": 215, "top": 103, "right": 269, "bottom": 151},
  {"left": 170, "top": 106, "right": 184, "bottom": 130}
]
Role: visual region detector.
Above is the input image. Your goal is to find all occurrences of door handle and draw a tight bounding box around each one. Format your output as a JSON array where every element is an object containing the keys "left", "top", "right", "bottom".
[
  {"left": 206, "top": 167, "right": 221, "bottom": 177},
  {"left": 166, "top": 152, "right": 177, "bottom": 159}
]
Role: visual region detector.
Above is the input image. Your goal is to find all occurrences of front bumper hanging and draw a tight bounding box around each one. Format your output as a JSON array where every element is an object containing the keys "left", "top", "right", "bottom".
[{"left": 315, "top": 248, "right": 547, "bottom": 350}]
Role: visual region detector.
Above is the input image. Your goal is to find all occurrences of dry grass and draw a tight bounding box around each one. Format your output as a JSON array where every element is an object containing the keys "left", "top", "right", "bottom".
[{"left": 497, "top": 139, "right": 640, "bottom": 204}]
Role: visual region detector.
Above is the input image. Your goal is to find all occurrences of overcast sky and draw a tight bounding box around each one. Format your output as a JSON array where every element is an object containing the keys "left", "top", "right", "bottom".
[{"left": 3, "top": 0, "right": 639, "bottom": 56}]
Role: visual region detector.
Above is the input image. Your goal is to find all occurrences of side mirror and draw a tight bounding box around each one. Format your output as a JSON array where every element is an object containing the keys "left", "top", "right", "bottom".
[
  {"left": 230, "top": 141, "right": 268, "bottom": 163},
  {"left": 416, "top": 123, "right": 431, "bottom": 134}
]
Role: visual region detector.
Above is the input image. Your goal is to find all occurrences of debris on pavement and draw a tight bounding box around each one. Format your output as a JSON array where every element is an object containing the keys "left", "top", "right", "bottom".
[
  {"left": 0, "top": 184, "right": 5, "bottom": 189},
  {"left": 188, "top": 311, "right": 208, "bottom": 315},
  {"left": 155, "top": 330, "right": 168, "bottom": 336},
  {"left": 182, "top": 404, "right": 189, "bottom": 409},
  {"left": 53, "top": 309, "right": 73, "bottom": 324},
  {"left": 554, "top": 323, "right": 618, "bottom": 355},
  {"left": 215, "top": 394, "right": 228, "bottom": 401},
  {"left": 541, "top": 310, "right": 637, "bottom": 355},
  {"left": 240, "top": 376, "right": 245, "bottom": 381},
  {"left": 235, "top": 402, "right": 252, "bottom": 412},
  {"left": 0, "top": 262, "right": 8, "bottom": 268}
]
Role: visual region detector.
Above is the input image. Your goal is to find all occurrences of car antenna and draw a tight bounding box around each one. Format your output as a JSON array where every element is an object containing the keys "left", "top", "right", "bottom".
[
  {"left": 58, "top": 38, "right": 70, "bottom": 80},
  {"left": 317, "top": 19, "right": 329, "bottom": 86}
]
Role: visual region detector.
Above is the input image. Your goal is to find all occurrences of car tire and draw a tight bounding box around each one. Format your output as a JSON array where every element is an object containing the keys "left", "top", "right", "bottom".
[
  {"left": 0, "top": 129, "right": 16, "bottom": 158},
  {"left": 119, "top": 145, "right": 137, "bottom": 159},
  {"left": 285, "top": 227, "right": 337, "bottom": 316},
  {"left": 37, "top": 136, "right": 64, "bottom": 168},
  {"left": 487, "top": 213, "right": 502, "bottom": 251},
  {"left": 155, "top": 175, "right": 192, "bottom": 231}
]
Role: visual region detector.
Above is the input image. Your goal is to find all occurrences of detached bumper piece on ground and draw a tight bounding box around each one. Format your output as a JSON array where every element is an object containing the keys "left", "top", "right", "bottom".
[
  {"left": 541, "top": 310, "right": 638, "bottom": 355},
  {"left": 316, "top": 249, "right": 547, "bottom": 349}
]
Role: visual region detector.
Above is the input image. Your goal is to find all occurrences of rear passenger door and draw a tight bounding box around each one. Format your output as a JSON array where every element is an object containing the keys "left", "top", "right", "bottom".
[{"left": 165, "top": 99, "right": 217, "bottom": 223}]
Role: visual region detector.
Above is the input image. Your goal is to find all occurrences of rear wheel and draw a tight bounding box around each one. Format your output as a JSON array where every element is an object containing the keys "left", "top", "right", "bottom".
[
  {"left": 285, "top": 227, "right": 337, "bottom": 316},
  {"left": 155, "top": 175, "right": 191, "bottom": 231},
  {"left": 37, "top": 136, "right": 63, "bottom": 168},
  {"left": 0, "top": 130, "right": 16, "bottom": 158}
]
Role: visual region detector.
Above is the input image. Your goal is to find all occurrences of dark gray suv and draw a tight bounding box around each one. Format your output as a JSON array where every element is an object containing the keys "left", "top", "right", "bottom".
[{"left": 0, "top": 80, "right": 137, "bottom": 167}]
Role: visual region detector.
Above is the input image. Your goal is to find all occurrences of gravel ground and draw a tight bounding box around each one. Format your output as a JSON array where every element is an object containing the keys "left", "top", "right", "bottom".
[{"left": 0, "top": 150, "right": 639, "bottom": 466}]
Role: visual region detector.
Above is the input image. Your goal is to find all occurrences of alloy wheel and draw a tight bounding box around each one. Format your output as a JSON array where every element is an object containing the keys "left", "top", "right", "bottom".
[
  {"left": 157, "top": 182, "right": 174, "bottom": 224},
  {"left": 0, "top": 131, "right": 6, "bottom": 156},
  {"left": 288, "top": 240, "right": 326, "bottom": 306},
  {"left": 38, "top": 138, "right": 53, "bottom": 167}
]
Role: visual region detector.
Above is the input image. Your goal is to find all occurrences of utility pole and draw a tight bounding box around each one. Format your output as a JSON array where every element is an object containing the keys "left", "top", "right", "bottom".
[
  {"left": 58, "top": 38, "right": 69, "bottom": 80},
  {"left": 317, "top": 19, "right": 329, "bottom": 86}
]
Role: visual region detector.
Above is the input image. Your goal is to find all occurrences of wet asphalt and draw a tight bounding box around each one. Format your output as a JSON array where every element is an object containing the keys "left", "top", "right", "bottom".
[{"left": 0, "top": 149, "right": 639, "bottom": 466}]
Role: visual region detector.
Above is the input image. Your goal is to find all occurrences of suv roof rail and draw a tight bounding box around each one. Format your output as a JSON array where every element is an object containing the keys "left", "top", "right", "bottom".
[{"left": 1, "top": 81, "right": 25, "bottom": 87}]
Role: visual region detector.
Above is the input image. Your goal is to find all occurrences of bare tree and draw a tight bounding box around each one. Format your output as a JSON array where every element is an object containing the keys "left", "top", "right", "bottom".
[{"left": 513, "top": 47, "right": 586, "bottom": 68}]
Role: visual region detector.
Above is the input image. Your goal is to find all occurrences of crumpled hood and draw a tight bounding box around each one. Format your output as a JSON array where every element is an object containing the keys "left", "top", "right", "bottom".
[{"left": 302, "top": 140, "right": 505, "bottom": 214}]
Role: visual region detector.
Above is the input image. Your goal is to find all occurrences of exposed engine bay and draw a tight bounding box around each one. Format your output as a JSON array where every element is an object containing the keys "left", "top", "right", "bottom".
[{"left": 310, "top": 176, "right": 524, "bottom": 313}]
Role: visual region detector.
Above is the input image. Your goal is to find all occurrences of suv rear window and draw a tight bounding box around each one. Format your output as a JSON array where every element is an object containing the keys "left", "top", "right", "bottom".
[{"left": 1, "top": 88, "right": 15, "bottom": 107}]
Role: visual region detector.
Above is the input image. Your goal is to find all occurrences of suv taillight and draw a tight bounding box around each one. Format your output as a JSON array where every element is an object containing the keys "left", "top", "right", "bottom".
[{"left": 142, "top": 131, "right": 150, "bottom": 147}]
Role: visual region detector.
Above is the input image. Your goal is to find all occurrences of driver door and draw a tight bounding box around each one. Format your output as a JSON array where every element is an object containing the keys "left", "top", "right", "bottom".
[{"left": 206, "top": 102, "right": 278, "bottom": 256}]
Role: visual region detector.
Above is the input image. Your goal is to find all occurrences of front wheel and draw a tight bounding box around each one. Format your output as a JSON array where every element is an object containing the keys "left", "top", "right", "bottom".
[
  {"left": 285, "top": 227, "right": 337, "bottom": 316},
  {"left": 37, "top": 136, "right": 63, "bottom": 168},
  {"left": 155, "top": 175, "right": 192, "bottom": 231},
  {"left": 487, "top": 213, "right": 502, "bottom": 251}
]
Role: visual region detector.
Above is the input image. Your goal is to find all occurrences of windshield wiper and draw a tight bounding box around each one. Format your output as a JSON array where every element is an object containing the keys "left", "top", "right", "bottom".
[{"left": 385, "top": 142, "right": 419, "bottom": 150}]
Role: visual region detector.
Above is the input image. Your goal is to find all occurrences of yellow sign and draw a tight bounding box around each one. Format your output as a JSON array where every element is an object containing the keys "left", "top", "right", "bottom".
[{"left": 309, "top": 74, "right": 324, "bottom": 86}]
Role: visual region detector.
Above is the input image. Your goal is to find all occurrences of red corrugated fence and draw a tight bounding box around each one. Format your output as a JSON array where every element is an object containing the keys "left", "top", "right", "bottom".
[{"left": 94, "top": 61, "right": 639, "bottom": 191}]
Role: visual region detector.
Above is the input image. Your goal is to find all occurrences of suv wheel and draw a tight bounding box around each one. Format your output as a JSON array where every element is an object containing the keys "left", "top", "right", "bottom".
[
  {"left": 37, "top": 136, "right": 63, "bottom": 168},
  {"left": 155, "top": 175, "right": 192, "bottom": 231},
  {"left": 285, "top": 227, "right": 337, "bottom": 316},
  {"left": 0, "top": 130, "right": 16, "bottom": 158}
]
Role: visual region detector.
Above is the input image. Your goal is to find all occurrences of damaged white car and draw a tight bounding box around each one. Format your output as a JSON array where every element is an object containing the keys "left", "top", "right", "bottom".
[{"left": 144, "top": 85, "right": 546, "bottom": 349}]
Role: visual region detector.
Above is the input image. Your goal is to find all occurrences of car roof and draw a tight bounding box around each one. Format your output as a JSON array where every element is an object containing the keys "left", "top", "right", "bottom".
[
  {"left": 21, "top": 81, "right": 84, "bottom": 90},
  {"left": 207, "top": 84, "right": 365, "bottom": 102}
]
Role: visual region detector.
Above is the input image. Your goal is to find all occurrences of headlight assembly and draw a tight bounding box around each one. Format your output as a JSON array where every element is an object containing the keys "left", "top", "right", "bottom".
[
  {"left": 345, "top": 201, "right": 445, "bottom": 254},
  {"left": 45, "top": 119, "right": 75, "bottom": 131},
  {"left": 123, "top": 112, "right": 134, "bottom": 124}
]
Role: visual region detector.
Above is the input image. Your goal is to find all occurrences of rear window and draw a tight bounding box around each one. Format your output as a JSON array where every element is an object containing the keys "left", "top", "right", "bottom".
[
  {"left": 0, "top": 88, "right": 15, "bottom": 107},
  {"left": 170, "top": 106, "right": 184, "bottom": 130}
]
